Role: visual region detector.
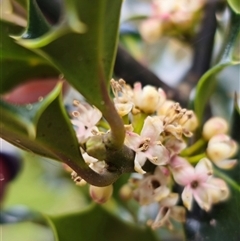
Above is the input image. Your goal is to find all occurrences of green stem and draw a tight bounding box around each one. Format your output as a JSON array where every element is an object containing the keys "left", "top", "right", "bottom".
[
  {"left": 187, "top": 153, "right": 206, "bottom": 164},
  {"left": 98, "top": 66, "right": 125, "bottom": 150},
  {"left": 214, "top": 168, "right": 240, "bottom": 192},
  {"left": 181, "top": 138, "right": 206, "bottom": 156}
]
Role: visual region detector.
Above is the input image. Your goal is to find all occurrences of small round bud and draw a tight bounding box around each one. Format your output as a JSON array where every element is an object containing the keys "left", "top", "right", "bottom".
[
  {"left": 183, "top": 112, "right": 199, "bottom": 132},
  {"left": 134, "top": 85, "right": 160, "bottom": 114},
  {"left": 202, "top": 117, "right": 228, "bottom": 140},
  {"left": 207, "top": 134, "right": 238, "bottom": 169},
  {"left": 89, "top": 184, "right": 113, "bottom": 204},
  {"left": 119, "top": 184, "right": 133, "bottom": 201}
]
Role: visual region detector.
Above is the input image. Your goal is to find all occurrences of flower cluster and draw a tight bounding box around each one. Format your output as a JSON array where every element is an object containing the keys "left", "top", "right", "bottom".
[
  {"left": 139, "top": 0, "right": 206, "bottom": 43},
  {"left": 66, "top": 79, "right": 237, "bottom": 230}
]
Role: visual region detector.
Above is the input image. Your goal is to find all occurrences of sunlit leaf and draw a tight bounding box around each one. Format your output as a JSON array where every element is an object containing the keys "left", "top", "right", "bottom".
[{"left": 227, "top": 0, "right": 240, "bottom": 14}]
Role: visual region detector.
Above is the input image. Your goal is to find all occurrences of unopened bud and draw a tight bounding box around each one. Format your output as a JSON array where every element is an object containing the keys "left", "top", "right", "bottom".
[
  {"left": 119, "top": 184, "right": 133, "bottom": 201},
  {"left": 134, "top": 85, "right": 160, "bottom": 114},
  {"left": 89, "top": 184, "right": 113, "bottom": 204},
  {"left": 183, "top": 112, "right": 198, "bottom": 132},
  {"left": 202, "top": 117, "right": 228, "bottom": 140},
  {"left": 207, "top": 134, "right": 238, "bottom": 169}
]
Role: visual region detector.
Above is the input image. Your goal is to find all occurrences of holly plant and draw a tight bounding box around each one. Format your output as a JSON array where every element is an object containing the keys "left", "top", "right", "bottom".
[{"left": 0, "top": 0, "right": 240, "bottom": 241}]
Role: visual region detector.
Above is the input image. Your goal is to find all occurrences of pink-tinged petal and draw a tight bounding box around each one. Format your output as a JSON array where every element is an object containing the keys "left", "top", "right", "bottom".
[
  {"left": 195, "top": 158, "right": 213, "bottom": 182},
  {"left": 125, "top": 131, "right": 142, "bottom": 150},
  {"left": 170, "top": 206, "right": 186, "bottom": 222},
  {"left": 141, "top": 116, "right": 163, "bottom": 141},
  {"left": 213, "top": 159, "right": 237, "bottom": 170},
  {"left": 170, "top": 156, "right": 194, "bottom": 186},
  {"left": 165, "top": 138, "right": 187, "bottom": 156},
  {"left": 147, "top": 145, "right": 170, "bottom": 165},
  {"left": 193, "top": 185, "right": 211, "bottom": 211},
  {"left": 154, "top": 166, "right": 171, "bottom": 185},
  {"left": 182, "top": 185, "right": 193, "bottom": 210},
  {"left": 160, "top": 193, "right": 179, "bottom": 207}
]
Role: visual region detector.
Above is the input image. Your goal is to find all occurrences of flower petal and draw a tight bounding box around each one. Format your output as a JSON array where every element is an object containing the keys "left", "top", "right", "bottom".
[
  {"left": 195, "top": 158, "right": 213, "bottom": 182},
  {"left": 182, "top": 185, "right": 193, "bottom": 210},
  {"left": 141, "top": 116, "right": 164, "bottom": 141},
  {"left": 213, "top": 159, "right": 237, "bottom": 170},
  {"left": 134, "top": 152, "right": 147, "bottom": 174},
  {"left": 193, "top": 185, "right": 211, "bottom": 211},
  {"left": 154, "top": 186, "right": 171, "bottom": 202},
  {"left": 147, "top": 144, "right": 170, "bottom": 165},
  {"left": 206, "top": 177, "right": 230, "bottom": 204},
  {"left": 160, "top": 193, "right": 179, "bottom": 207},
  {"left": 170, "top": 206, "right": 186, "bottom": 222},
  {"left": 170, "top": 156, "right": 194, "bottom": 186},
  {"left": 125, "top": 131, "right": 142, "bottom": 150}
]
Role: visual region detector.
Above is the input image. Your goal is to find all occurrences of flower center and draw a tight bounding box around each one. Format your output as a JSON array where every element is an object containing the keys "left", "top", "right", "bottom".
[
  {"left": 138, "top": 138, "right": 151, "bottom": 152},
  {"left": 151, "top": 179, "right": 161, "bottom": 189},
  {"left": 190, "top": 180, "right": 199, "bottom": 189}
]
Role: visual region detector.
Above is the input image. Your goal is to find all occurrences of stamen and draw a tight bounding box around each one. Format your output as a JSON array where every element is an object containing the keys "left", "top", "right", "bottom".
[
  {"left": 72, "top": 111, "right": 80, "bottom": 117},
  {"left": 73, "top": 99, "right": 80, "bottom": 106}
]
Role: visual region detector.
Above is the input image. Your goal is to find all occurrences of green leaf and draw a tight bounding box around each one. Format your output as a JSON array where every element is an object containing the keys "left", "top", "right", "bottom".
[
  {"left": 194, "top": 12, "right": 240, "bottom": 123},
  {"left": 228, "top": 0, "right": 240, "bottom": 14},
  {"left": 185, "top": 187, "right": 240, "bottom": 241},
  {"left": 15, "top": 0, "right": 122, "bottom": 113},
  {"left": 4, "top": 154, "right": 88, "bottom": 214},
  {"left": 0, "top": 20, "right": 58, "bottom": 94},
  {"left": 0, "top": 82, "right": 81, "bottom": 161},
  {"left": 48, "top": 204, "right": 159, "bottom": 241},
  {"left": 21, "top": 0, "right": 50, "bottom": 39}
]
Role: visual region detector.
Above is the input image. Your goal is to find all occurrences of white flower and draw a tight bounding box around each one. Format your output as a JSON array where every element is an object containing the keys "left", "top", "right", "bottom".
[
  {"left": 125, "top": 116, "right": 170, "bottom": 174},
  {"left": 71, "top": 101, "right": 102, "bottom": 143}
]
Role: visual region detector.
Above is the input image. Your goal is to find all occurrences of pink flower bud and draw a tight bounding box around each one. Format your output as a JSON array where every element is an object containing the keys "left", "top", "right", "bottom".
[
  {"left": 89, "top": 185, "right": 113, "bottom": 204},
  {"left": 207, "top": 134, "right": 238, "bottom": 169},
  {"left": 202, "top": 117, "right": 228, "bottom": 140}
]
